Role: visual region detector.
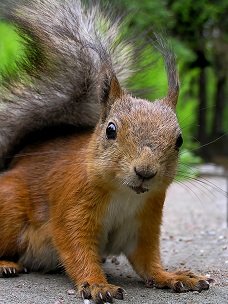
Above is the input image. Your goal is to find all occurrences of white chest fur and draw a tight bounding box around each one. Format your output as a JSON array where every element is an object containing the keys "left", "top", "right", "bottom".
[{"left": 100, "top": 189, "right": 148, "bottom": 256}]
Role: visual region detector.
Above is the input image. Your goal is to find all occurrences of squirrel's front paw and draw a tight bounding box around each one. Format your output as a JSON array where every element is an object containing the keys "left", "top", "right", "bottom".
[
  {"left": 145, "top": 270, "right": 214, "bottom": 293},
  {"left": 0, "top": 261, "right": 28, "bottom": 278},
  {"left": 79, "top": 281, "right": 124, "bottom": 303}
]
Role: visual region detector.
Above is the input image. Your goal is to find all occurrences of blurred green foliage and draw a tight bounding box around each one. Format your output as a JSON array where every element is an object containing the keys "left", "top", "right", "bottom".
[{"left": 0, "top": 22, "right": 26, "bottom": 81}]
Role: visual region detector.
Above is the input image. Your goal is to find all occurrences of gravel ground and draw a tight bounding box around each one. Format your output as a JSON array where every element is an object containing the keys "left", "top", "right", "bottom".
[{"left": 0, "top": 176, "right": 227, "bottom": 304}]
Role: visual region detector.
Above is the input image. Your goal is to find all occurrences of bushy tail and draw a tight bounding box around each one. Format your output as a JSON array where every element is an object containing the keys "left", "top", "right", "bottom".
[{"left": 0, "top": 0, "right": 134, "bottom": 169}]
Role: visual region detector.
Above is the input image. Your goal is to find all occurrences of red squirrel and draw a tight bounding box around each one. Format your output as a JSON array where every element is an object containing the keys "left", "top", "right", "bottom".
[{"left": 0, "top": 0, "right": 213, "bottom": 303}]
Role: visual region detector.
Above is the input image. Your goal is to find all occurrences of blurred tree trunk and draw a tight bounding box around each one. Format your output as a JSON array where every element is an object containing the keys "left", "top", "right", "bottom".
[
  {"left": 197, "top": 67, "right": 207, "bottom": 144},
  {"left": 211, "top": 38, "right": 228, "bottom": 139},
  {"left": 212, "top": 75, "right": 226, "bottom": 137},
  {"left": 196, "top": 49, "right": 209, "bottom": 146}
]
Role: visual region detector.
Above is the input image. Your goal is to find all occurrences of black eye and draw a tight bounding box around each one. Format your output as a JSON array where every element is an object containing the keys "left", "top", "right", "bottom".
[
  {"left": 106, "top": 122, "right": 117, "bottom": 140},
  {"left": 175, "top": 134, "right": 183, "bottom": 149}
]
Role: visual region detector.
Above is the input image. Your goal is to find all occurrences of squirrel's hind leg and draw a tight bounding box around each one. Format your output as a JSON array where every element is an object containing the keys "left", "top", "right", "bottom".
[
  {"left": 0, "top": 172, "right": 30, "bottom": 269},
  {"left": 0, "top": 261, "right": 28, "bottom": 278}
]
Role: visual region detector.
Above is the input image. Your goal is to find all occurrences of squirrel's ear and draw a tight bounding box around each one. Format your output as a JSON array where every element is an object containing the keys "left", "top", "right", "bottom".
[
  {"left": 154, "top": 34, "right": 179, "bottom": 110},
  {"left": 162, "top": 85, "right": 179, "bottom": 110},
  {"left": 100, "top": 75, "right": 122, "bottom": 121}
]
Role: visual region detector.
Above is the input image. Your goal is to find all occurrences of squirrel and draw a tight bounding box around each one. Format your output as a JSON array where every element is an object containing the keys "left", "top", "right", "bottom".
[{"left": 0, "top": 0, "right": 213, "bottom": 303}]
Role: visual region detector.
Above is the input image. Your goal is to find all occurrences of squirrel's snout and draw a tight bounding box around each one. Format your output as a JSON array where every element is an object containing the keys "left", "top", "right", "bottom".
[{"left": 134, "top": 167, "right": 157, "bottom": 181}]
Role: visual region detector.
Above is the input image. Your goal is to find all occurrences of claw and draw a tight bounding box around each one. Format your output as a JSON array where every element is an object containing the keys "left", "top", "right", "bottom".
[
  {"left": 106, "top": 291, "right": 113, "bottom": 303},
  {"left": 83, "top": 300, "right": 90, "bottom": 304},
  {"left": 145, "top": 279, "right": 155, "bottom": 288},
  {"left": 174, "top": 281, "right": 185, "bottom": 292},
  {"left": 114, "top": 288, "right": 124, "bottom": 300},
  {"left": 197, "top": 280, "right": 210, "bottom": 292},
  {"left": 98, "top": 292, "right": 103, "bottom": 300},
  {"left": 81, "top": 291, "right": 85, "bottom": 300},
  {"left": 81, "top": 290, "right": 90, "bottom": 300},
  {"left": 117, "top": 288, "right": 124, "bottom": 293}
]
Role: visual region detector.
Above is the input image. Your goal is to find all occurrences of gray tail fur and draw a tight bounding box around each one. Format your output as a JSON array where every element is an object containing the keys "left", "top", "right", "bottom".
[{"left": 0, "top": 0, "right": 134, "bottom": 168}]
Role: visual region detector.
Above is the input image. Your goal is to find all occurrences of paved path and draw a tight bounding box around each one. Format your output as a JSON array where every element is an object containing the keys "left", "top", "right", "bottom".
[{"left": 0, "top": 177, "right": 227, "bottom": 304}]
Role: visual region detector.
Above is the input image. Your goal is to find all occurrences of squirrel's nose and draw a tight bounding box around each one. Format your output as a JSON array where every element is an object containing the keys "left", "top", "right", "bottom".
[{"left": 134, "top": 167, "right": 157, "bottom": 180}]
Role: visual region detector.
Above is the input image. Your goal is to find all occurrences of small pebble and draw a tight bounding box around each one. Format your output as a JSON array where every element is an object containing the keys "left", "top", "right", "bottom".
[
  {"left": 218, "top": 235, "right": 224, "bottom": 240},
  {"left": 207, "top": 230, "right": 216, "bottom": 236},
  {"left": 67, "top": 289, "right": 75, "bottom": 295}
]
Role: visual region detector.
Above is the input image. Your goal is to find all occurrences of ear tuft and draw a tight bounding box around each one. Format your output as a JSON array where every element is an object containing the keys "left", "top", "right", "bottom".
[
  {"left": 163, "top": 82, "right": 179, "bottom": 110},
  {"left": 152, "top": 33, "right": 179, "bottom": 111},
  {"left": 100, "top": 75, "right": 122, "bottom": 121}
]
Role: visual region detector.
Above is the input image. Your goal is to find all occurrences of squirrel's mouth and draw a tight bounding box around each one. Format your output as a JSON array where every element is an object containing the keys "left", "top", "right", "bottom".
[{"left": 129, "top": 185, "right": 149, "bottom": 194}]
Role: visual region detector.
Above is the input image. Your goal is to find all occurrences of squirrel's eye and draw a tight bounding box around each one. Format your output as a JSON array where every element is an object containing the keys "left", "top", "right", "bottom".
[
  {"left": 175, "top": 134, "right": 183, "bottom": 149},
  {"left": 106, "top": 122, "right": 117, "bottom": 140}
]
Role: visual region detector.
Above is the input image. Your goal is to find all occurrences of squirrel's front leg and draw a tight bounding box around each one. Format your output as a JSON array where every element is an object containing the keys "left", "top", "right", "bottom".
[
  {"left": 51, "top": 201, "right": 124, "bottom": 304},
  {"left": 128, "top": 192, "right": 213, "bottom": 293}
]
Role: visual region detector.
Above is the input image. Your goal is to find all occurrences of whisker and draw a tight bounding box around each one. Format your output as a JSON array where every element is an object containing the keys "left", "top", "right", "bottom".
[
  {"left": 180, "top": 133, "right": 228, "bottom": 156},
  {"left": 178, "top": 163, "right": 227, "bottom": 196},
  {"left": 178, "top": 104, "right": 217, "bottom": 125},
  {"left": 183, "top": 179, "right": 216, "bottom": 202},
  {"left": 172, "top": 179, "right": 203, "bottom": 202}
]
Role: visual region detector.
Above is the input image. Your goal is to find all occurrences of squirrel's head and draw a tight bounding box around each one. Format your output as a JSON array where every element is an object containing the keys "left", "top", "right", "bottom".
[{"left": 88, "top": 62, "right": 182, "bottom": 195}]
